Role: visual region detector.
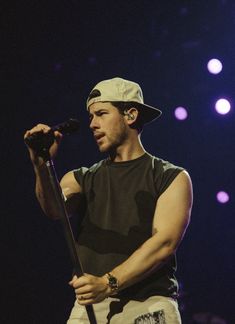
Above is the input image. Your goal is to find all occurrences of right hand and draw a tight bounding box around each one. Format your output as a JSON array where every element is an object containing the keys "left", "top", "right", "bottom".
[{"left": 24, "top": 123, "right": 63, "bottom": 166}]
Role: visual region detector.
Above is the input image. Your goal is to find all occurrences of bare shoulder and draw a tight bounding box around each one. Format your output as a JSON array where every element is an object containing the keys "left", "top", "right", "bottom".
[
  {"left": 175, "top": 169, "right": 192, "bottom": 185},
  {"left": 173, "top": 170, "right": 193, "bottom": 204},
  {"left": 170, "top": 170, "right": 192, "bottom": 193},
  {"left": 158, "top": 169, "right": 193, "bottom": 209},
  {"left": 153, "top": 170, "right": 193, "bottom": 239}
]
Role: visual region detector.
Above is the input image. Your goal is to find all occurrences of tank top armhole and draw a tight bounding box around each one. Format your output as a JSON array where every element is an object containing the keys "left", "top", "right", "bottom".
[{"left": 151, "top": 156, "right": 184, "bottom": 198}]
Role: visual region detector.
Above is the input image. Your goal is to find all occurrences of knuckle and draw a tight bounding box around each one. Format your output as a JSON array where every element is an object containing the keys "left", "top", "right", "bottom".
[{"left": 86, "top": 284, "right": 92, "bottom": 291}]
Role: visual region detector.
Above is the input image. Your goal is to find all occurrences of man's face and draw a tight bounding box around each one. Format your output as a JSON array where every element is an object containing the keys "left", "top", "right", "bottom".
[{"left": 89, "top": 102, "right": 128, "bottom": 153}]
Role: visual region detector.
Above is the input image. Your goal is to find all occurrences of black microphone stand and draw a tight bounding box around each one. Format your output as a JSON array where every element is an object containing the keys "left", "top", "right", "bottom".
[{"left": 33, "top": 136, "right": 97, "bottom": 324}]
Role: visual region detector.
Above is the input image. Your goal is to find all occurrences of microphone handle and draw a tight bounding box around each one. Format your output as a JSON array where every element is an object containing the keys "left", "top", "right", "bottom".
[{"left": 24, "top": 118, "right": 79, "bottom": 148}]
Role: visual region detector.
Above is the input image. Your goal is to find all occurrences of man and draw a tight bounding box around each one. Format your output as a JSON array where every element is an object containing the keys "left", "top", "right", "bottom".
[{"left": 25, "top": 77, "right": 193, "bottom": 323}]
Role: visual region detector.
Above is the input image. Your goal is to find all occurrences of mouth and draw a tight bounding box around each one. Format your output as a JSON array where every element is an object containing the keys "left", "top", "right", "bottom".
[{"left": 94, "top": 133, "right": 105, "bottom": 142}]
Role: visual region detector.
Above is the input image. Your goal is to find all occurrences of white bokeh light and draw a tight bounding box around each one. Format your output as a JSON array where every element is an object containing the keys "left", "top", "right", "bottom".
[
  {"left": 207, "top": 58, "right": 223, "bottom": 74},
  {"left": 215, "top": 98, "right": 231, "bottom": 115}
]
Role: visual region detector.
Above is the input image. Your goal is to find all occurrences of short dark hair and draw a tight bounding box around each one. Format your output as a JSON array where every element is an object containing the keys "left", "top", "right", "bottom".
[{"left": 111, "top": 101, "right": 144, "bottom": 133}]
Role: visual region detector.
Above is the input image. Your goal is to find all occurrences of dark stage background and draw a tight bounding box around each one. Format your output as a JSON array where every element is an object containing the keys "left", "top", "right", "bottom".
[{"left": 2, "top": 1, "right": 234, "bottom": 323}]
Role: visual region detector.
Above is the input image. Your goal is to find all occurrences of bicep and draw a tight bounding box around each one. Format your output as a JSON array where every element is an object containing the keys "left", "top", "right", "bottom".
[
  {"left": 60, "top": 171, "right": 82, "bottom": 214},
  {"left": 152, "top": 170, "right": 193, "bottom": 249},
  {"left": 60, "top": 171, "right": 82, "bottom": 196}
]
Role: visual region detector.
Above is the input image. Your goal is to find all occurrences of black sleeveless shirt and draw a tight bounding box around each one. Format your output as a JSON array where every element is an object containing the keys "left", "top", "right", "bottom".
[{"left": 73, "top": 152, "right": 184, "bottom": 300}]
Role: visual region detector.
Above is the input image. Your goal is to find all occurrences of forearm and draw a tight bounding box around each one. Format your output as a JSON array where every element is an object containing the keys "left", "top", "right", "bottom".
[
  {"left": 109, "top": 234, "right": 175, "bottom": 291},
  {"left": 34, "top": 163, "right": 62, "bottom": 220},
  {"left": 69, "top": 236, "right": 178, "bottom": 305},
  {"left": 110, "top": 171, "right": 192, "bottom": 292}
]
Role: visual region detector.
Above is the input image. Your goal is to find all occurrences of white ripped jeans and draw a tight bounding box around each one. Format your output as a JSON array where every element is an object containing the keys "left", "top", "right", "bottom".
[{"left": 67, "top": 295, "right": 182, "bottom": 324}]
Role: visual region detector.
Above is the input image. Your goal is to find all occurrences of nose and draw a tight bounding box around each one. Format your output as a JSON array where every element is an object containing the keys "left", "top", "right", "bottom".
[{"left": 89, "top": 116, "right": 99, "bottom": 130}]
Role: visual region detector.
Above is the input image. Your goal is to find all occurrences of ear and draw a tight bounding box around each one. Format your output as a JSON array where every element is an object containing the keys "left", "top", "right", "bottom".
[{"left": 124, "top": 108, "right": 139, "bottom": 125}]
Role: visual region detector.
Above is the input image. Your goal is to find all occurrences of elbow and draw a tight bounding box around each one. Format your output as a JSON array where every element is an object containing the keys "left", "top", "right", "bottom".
[
  {"left": 160, "top": 239, "right": 179, "bottom": 260},
  {"left": 41, "top": 205, "right": 60, "bottom": 221},
  {"left": 148, "top": 240, "right": 176, "bottom": 273}
]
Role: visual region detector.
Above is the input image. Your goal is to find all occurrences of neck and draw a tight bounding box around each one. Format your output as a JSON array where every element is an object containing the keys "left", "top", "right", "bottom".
[{"left": 109, "top": 134, "right": 145, "bottom": 162}]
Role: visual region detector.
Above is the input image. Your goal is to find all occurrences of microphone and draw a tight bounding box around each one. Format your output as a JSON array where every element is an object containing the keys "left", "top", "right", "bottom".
[
  {"left": 24, "top": 118, "right": 80, "bottom": 149},
  {"left": 51, "top": 118, "right": 80, "bottom": 135}
]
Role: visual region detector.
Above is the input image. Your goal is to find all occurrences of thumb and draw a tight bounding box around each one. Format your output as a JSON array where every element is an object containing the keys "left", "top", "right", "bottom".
[{"left": 68, "top": 275, "right": 77, "bottom": 285}]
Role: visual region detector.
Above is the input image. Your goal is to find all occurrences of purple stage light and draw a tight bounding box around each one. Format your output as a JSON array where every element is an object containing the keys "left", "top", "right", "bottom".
[
  {"left": 207, "top": 58, "right": 223, "bottom": 74},
  {"left": 216, "top": 191, "right": 230, "bottom": 204},
  {"left": 215, "top": 98, "right": 231, "bottom": 115},
  {"left": 174, "top": 107, "right": 188, "bottom": 120}
]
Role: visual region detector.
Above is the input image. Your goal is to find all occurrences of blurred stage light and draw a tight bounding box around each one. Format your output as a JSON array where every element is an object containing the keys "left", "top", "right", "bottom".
[
  {"left": 215, "top": 98, "right": 231, "bottom": 115},
  {"left": 207, "top": 58, "right": 223, "bottom": 74},
  {"left": 174, "top": 107, "right": 188, "bottom": 120},
  {"left": 216, "top": 191, "right": 230, "bottom": 204}
]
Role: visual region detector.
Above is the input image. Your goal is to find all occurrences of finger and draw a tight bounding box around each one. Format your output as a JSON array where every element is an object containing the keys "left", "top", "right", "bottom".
[
  {"left": 77, "top": 292, "right": 93, "bottom": 300},
  {"left": 74, "top": 275, "right": 90, "bottom": 287},
  {"left": 54, "top": 130, "right": 63, "bottom": 137},
  {"left": 68, "top": 275, "right": 78, "bottom": 285},
  {"left": 54, "top": 131, "right": 63, "bottom": 143},
  {"left": 76, "top": 296, "right": 94, "bottom": 306},
  {"left": 24, "top": 124, "right": 51, "bottom": 138},
  {"left": 33, "top": 124, "right": 51, "bottom": 133},
  {"left": 69, "top": 275, "right": 87, "bottom": 287},
  {"left": 24, "top": 130, "right": 31, "bottom": 139},
  {"left": 39, "top": 126, "right": 51, "bottom": 134},
  {"left": 75, "top": 285, "right": 92, "bottom": 295},
  {"left": 76, "top": 293, "right": 105, "bottom": 306},
  {"left": 35, "top": 123, "right": 50, "bottom": 130}
]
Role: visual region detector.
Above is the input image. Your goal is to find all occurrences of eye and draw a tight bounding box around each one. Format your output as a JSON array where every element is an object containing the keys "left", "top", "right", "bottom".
[{"left": 97, "top": 111, "right": 107, "bottom": 116}]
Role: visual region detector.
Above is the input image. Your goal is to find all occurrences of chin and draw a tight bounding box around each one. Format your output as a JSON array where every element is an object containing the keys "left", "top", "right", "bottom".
[
  {"left": 98, "top": 143, "right": 114, "bottom": 153},
  {"left": 98, "top": 144, "right": 109, "bottom": 153}
]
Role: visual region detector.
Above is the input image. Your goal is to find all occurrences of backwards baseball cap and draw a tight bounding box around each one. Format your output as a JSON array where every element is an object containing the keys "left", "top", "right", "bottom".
[{"left": 86, "top": 77, "right": 162, "bottom": 124}]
